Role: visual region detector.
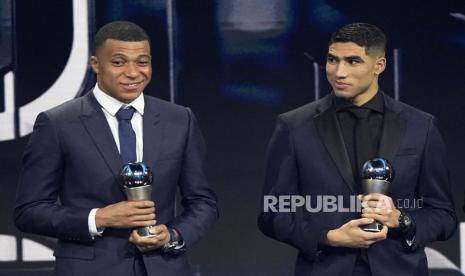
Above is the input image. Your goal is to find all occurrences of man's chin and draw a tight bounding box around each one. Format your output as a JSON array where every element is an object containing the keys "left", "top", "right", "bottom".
[
  {"left": 332, "top": 90, "right": 354, "bottom": 99},
  {"left": 116, "top": 93, "right": 142, "bottom": 104}
]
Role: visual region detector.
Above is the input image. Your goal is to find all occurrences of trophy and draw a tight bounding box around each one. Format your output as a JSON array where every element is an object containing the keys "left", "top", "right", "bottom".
[
  {"left": 120, "top": 162, "right": 155, "bottom": 237},
  {"left": 361, "top": 158, "right": 394, "bottom": 232}
]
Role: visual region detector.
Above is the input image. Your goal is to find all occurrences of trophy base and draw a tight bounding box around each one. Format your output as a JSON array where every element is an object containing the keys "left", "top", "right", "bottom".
[
  {"left": 137, "top": 226, "right": 156, "bottom": 237},
  {"left": 362, "top": 221, "right": 383, "bottom": 232}
]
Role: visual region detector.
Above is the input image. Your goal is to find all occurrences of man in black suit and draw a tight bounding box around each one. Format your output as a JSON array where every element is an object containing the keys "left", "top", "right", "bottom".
[
  {"left": 258, "top": 23, "right": 456, "bottom": 276},
  {"left": 15, "top": 21, "right": 218, "bottom": 276}
]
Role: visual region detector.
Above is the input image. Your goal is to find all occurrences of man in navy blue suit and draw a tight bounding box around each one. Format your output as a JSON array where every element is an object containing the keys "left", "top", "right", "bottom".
[
  {"left": 258, "top": 23, "right": 456, "bottom": 275},
  {"left": 15, "top": 21, "right": 218, "bottom": 276}
]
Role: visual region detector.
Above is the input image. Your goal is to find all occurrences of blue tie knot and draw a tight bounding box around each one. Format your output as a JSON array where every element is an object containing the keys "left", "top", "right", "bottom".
[{"left": 116, "top": 106, "right": 136, "bottom": 121}]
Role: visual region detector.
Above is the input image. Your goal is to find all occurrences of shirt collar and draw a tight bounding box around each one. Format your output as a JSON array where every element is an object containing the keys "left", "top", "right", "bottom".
[
  {"left": 92, "top": 84, "right": 145, "bottom": 116},
  {"left": 333, "top": 91, "right": 384, "bottom": 114}
]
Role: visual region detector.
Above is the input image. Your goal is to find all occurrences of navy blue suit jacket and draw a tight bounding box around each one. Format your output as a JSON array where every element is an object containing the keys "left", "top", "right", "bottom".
[
  {"left": 15, "top": 92, "right": 218, "bottom": 276},
  {"left": 258, "top": 93, "right": 456, "bottom": 276}
]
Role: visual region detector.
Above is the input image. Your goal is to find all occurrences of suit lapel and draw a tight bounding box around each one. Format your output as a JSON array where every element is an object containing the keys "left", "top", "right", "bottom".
[
  {"left": 142, "top": 96, "right": 162, "bottom": 167},
  {"left": 79, "top": 93, "right": 123, "bottom": 181},
  {"left": 314, "top": 95, "right": 357, "bottom": 193},
  {"left": 378, "top": 94, "right": 406, "bottom": 164}
]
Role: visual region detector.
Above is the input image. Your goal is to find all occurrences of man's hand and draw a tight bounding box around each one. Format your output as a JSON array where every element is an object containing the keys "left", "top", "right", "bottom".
[
  {"left": 360, "top": 193, "right": 400, "bottom": 228},
  {"left": 326, "top": 218, "right": 388, "bottom": 248},
  {"left": 129, "top": 224, "right": 170, "bottom": 253},
  {"left": 95, "top": 200, "right": 156, "bottom": 229}
]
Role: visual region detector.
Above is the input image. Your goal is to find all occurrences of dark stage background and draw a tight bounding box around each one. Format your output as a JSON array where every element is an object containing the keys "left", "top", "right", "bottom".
[{"left": 1, "top": 0, "right": 465, "bottom": 275}]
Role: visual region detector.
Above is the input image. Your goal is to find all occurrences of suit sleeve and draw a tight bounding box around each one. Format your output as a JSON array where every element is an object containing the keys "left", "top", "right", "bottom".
[
  {"left": 257, "top": 116, "right": 326, "bottom": 260},
  {"left": 169, "top": 108, "right": 218, "bottom": 249},
  {"left": 409, "top": 117, "right": 457, "bottom": 250},
  {"left": 14, "top": 112, "right": 93, "bottom": 242}
]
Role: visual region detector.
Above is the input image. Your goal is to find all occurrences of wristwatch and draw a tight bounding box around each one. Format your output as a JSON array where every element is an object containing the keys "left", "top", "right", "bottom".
[
  {"left": 398, "top": 210, "right": 412, "bottom": 233},
  {"left": 162, "top": 228, "right": 186, "bottom": 254}
]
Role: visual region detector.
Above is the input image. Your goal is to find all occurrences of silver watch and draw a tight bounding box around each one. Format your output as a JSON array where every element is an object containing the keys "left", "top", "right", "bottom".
[{"left": 162, "top": 228, "right": 186, "bottom": 254}]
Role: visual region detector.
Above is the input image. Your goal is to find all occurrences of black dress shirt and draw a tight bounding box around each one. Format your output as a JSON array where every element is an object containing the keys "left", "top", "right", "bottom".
[{"left": 334, "top": 92, "right": 385, "bottom": 190}]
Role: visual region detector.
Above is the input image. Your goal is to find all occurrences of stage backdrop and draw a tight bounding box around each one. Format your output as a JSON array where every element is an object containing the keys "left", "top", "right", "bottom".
[{"left": 1, "top": 1, "right": 465, "bottom": 275}]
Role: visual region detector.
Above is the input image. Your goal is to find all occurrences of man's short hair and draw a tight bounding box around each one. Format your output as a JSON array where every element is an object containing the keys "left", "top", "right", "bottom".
[
  {"left": 93, "top": 21, "right": 150, "bottom": 54},
  {"left": 329, "top": 23, "right": 386, "bottom": 55}
]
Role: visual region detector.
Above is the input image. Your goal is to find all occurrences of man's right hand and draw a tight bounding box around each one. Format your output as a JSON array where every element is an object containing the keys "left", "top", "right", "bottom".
[
  {"left": 95, "top": 201, "right": 156, "bottom": 229},
  {"left": 326, "top": 218, "right": 387, "bottom": 248}
]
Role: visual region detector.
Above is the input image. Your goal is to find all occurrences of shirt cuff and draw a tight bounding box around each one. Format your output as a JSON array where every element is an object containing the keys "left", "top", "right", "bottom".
[{"left": 88, "top": 208, "right": 104, "bottom": 238}]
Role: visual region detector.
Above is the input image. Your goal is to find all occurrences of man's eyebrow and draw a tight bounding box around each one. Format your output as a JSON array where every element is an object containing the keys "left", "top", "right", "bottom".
[
  {"left": 344, "top": 55, "right": 363, "bottom": 60},
  {"left": 111, "top": 53, "right": 128, "bottom": 58},
  {"left": 110, "top": 53, "right": 151, "bottom": 58},
  {"left": 327, "top": 53, "right": 338, "bottom": 59}
]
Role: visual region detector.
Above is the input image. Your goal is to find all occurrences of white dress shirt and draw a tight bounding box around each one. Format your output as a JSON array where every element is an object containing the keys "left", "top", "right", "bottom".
[{"left": 87, "top": 85, "right": 145, "bottom": 237}]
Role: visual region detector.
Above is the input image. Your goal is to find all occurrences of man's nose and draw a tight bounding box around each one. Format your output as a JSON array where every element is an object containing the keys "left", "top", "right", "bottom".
[
  {"left": 124, "top": 62, "right": 139, "bottom": 78},
  {"left": 334, "top": 63, "right": 347, "bottom": 78}
]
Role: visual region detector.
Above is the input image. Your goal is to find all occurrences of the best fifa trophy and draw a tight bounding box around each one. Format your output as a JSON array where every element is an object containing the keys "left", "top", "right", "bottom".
[
  {"left": 361, "top": 158, "right": 394, "bottom": 232},
  {"left": 120, "top": 162, "right": 155, "bottom": 237}
]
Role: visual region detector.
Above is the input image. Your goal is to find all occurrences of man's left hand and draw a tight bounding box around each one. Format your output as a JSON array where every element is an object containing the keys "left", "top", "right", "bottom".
[
  {"left": 129, "top": 224, "right": 170, "bottom": 253},
  {"left": 360, "top": 193, "right": 400, "bottom": 229}
]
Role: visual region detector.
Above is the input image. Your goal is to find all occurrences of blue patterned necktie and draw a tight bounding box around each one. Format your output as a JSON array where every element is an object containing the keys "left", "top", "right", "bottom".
[{"left": 115, "top": 106, "right": 137, "bottom": 163}]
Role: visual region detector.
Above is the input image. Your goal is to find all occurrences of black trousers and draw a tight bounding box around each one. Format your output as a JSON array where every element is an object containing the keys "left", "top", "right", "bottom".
[
  {"left": 352, "top": 250, "right": 372, "bottom": 276},
  {"left": 133, "top": 252, "right": 148, "bottom": 276}
]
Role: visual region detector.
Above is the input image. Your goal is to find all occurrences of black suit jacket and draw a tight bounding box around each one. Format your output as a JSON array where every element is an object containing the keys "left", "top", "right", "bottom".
[
  {"left": 15, "top": 92, "right": 218, "bottom": 276},
  {"left": 258, "top": 93, "right": 456, "bottom": 276}
]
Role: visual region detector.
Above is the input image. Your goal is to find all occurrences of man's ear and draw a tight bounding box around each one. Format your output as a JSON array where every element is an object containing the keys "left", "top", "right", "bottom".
[
  {"left": 374, "top": 56, "right": 386, "bottom": 75},
  {"left": 90, "top": 56, "right": 99, "bottom": 74}
]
